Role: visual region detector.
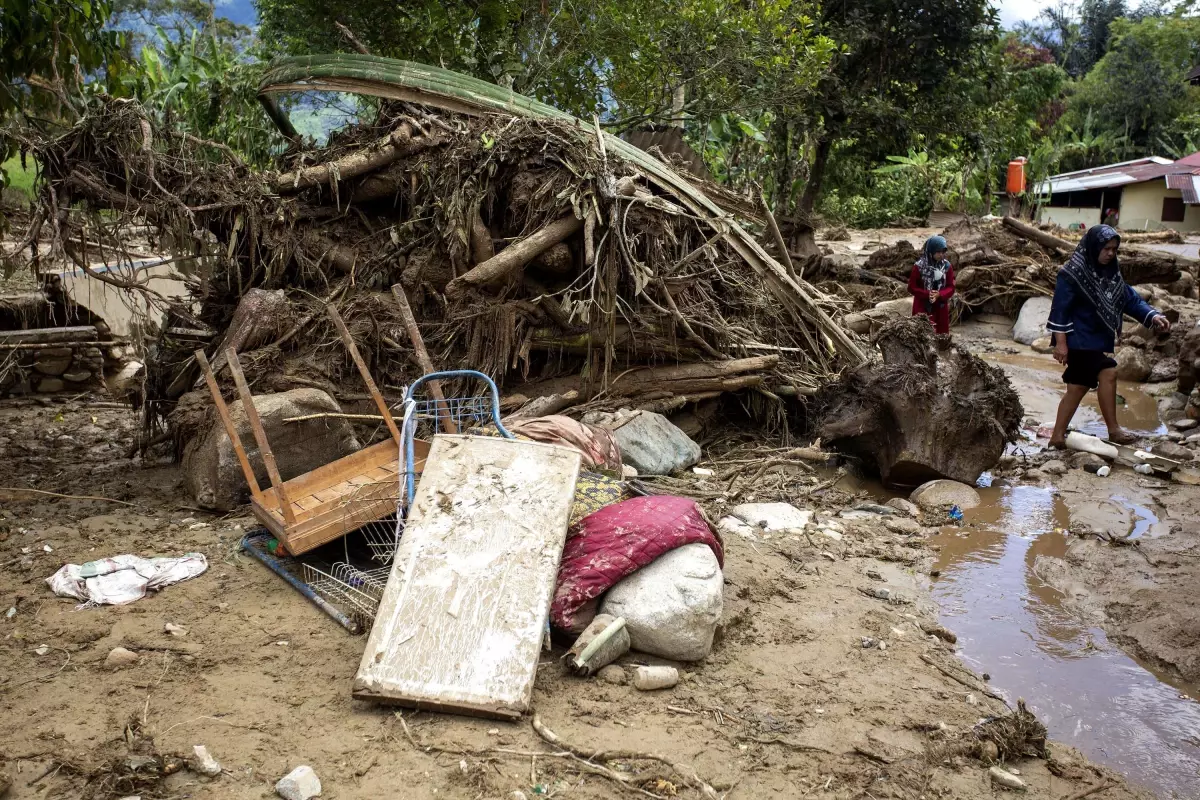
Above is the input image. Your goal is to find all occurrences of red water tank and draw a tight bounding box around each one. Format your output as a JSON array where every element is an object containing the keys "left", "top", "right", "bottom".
[{"left": 1007, "top": 158, "right": 1027, "bottom": 194}]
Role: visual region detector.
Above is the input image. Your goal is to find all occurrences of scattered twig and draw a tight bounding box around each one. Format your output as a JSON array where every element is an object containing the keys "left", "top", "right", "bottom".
[
  {"left": 532, "top": 714, "right": 720, "bottom": 799},
  {"left": 0, "top": 487, "right": 135, "bottom": 506},
  {"left": 0, "top": 648, "right": 72, "bottom": 692},
  {"left": 1061, "top": 780, "right": 1116, "bottom": 800}
]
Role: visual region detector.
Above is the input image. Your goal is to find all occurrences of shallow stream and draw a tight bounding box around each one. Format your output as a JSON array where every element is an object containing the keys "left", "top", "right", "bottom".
[{"left": 925, "top": 354, "right": 1200, "bottom": 797}]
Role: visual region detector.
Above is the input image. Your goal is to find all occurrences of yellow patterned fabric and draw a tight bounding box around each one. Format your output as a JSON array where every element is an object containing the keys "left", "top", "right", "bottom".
[{"left": 570, "top": 471, "right": 631, "bottom": 531}]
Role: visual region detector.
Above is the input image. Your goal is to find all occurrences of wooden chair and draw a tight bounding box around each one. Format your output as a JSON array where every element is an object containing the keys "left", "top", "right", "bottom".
[{"left": 196, "top": 306, "right": 427, "bottom": 555}]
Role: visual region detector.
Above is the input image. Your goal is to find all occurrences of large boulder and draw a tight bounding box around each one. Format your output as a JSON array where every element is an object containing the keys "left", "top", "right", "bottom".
[
  {"left": 611, "top": 411, "right": 700, "bottom": 475},
  {"left": 601, "top": 543, "right": 723, "bottom": 661},
  {"left": 1114, "top": 346, "right": 1152, "bottom": 382},
  {"left": 183, "top": 388, "right": 362, "bottom": 510},
  {"left": 1012, "top": 296, "right": 1053, "bottom": 345},
  {"left": 818, "top": 317, "right": 1022, "bottom": 487},
  {"left": 911, "top": 479, "right": 982, "bottom": 512}
]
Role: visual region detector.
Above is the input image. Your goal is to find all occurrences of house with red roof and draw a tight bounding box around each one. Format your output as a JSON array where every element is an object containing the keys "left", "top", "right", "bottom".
[{"left": 1035, "top": 153, "right": 1200, "bottom": 232}]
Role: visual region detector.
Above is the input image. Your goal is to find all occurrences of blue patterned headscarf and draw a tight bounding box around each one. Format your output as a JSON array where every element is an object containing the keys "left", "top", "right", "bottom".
[
  {"left": 1063, "top": 225, "right": 1124, "bottom": 334},
  {"left": 917, "top": 235, "right": 950, "bottom": 292}
]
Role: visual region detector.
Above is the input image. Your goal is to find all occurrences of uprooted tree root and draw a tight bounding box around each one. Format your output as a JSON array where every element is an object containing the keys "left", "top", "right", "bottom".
[
  {"left": 816, "top": 316, "right": 1023, "bottom": 486},
  {"left": 14, "top": 95, "right": 864, "bottom": 451},
  {"left": 33, "top": 716, "right": 186, "bottom": 800}
]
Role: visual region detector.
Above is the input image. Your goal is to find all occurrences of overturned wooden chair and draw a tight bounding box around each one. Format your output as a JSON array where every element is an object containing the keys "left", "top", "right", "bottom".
[{"left": 196, "top": 306, "right": 427, "bottom": 556}]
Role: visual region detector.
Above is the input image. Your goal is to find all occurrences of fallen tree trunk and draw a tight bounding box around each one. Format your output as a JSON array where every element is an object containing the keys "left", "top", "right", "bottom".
[
  {"left": 273, "top": 123, "right": 415, "bottom": 193},
  {"left": 607, "top": 355, "right": 778, "bottom": 397},
  {"left": 1002, "top": 216, "right": 1071, "bottom": 253},
  {"left": 1002, "top": 215, "right": 1190, "bottom": 285},
  {"left": 446, "top": 214, "right": 583, "bottom": 294}
]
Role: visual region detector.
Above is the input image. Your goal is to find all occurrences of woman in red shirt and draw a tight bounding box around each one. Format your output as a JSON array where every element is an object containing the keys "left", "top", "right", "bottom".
[{"left": 908, "top": 235, "right": 956, "bottom": 336}]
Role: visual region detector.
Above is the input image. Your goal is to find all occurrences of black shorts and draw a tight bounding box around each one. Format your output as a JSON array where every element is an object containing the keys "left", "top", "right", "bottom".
[{"left": 1062, "top": 349, "right": 1117, "bottom": 389}]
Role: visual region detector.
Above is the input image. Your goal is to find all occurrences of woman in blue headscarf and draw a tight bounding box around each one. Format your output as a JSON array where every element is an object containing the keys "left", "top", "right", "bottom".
[
  {"left": 908, "top": 235, "right": 955, "bottom": 336},
  {"left": 1046, "top": 224, "right": 1170, "bottom": 447}
]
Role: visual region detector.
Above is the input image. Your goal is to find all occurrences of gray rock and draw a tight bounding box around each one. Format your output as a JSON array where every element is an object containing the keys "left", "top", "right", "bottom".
[
  {"left": 192, "top": 745, "right": 221, "bottom": 777},
  {"left": 1070, "top": 451, "right": 1107, "bottom": 472},
  {"left": 611, "top": 412, "right": 701, "bottom": 476},
  {"left": 1152, "top": 441, "right": 1194, "bottom": 462},
  {"left": 910, "top": 479, "right": 981, "bottom": 512},
  {"left": 36, "top": 378, "right": 65, "bottom": 393},
  {"left": 1115, "top": 346, "right": 1152, "bottom": 382},
  {"left": 1012, "top": 296, "right": 1053, "bottom": 345},
  {"left": 183, "top": 388, "right": 361, "bottom": 510},
  {"left": 275, "top": 766, "right": 321, "bottom": 800},
  {"left": 1025, "top": 468, "right": 1050, "bottom": 482},
  {"left": 597, "top": 665, "right": 626, "bottom": 685},
  {"left": 719, "top": 502, "right": 813, "bottom": 540},
  {"left": 1041, "top": 459, "right": 1068, "bottom": 476},
  {"left": 1148, "top": 356, "right": 1179, "bottom": 384},
  {"left": 601, "top": 543, "right": 723, "bottom": 661},
  {"left": 884, "top": 497, "right": 922, "bottom": 518},
  {"left": 33, "top": 351, "right": 73, "bottom": 376},
  {"left": 884, "top": 517, "right": 922, "bottom": 536},
  {"left": 62, "top": 370, "right": 94, "bottom": 384},
  {"left": 1173, "top": 418, "right": 1198, "bottom": 431},
  {"left": 873, "top": 297, "right": 915, "bottom": 318},
  {"left": 106, "top": 647, "right": 140, "bottom": 668},
  {"left": 1030, "top": 336, "right": 1054, "bottom": 354}
]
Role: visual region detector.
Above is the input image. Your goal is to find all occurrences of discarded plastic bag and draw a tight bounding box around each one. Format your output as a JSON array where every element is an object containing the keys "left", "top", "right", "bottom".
[{"left": 46, "top": 553, "right": 208, "bottom": 606}]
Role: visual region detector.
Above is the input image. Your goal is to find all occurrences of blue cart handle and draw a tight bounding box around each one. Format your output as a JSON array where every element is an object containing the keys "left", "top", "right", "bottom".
[{"left": 402, "top": 370, "right": 514, "bottom": 506}]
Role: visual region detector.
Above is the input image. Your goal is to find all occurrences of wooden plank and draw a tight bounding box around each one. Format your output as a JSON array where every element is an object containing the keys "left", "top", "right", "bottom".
[
  {"left": 294, "top": 494, "right": 325, "bottom": 512},
  {"left": 327, "top": 305, "right": 403, "bottom": 445},
  {"left": 224, "top": 348, "right": 298, "bottom": 526},
  {"left": 194, "top": 349, "right": 262, "bottom": 501},
  {"left": 353, "top": 435, "right": 582, "bottom": 719}
]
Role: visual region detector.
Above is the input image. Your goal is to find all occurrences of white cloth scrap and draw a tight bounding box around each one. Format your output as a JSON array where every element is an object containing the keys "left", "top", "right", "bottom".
[{"left": 46, "top": 553, "right": 208, "bottom": 606}]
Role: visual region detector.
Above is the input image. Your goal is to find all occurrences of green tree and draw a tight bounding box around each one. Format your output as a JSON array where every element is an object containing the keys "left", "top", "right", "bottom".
[
  {"left": 785, "top": 0, "right": 998, "bottom": 252},
  {"left": 1066, "top": 15, "right": 1200, "bottom": 151},
  {"left": 0, "top": 0, "right": 124, "bottom": 115},
  {"left": 254, "top": 0, "right": 835, "bottom": 124},
  {"left": 1077, "top": 0, "right": 1127, "bottom": 74}
]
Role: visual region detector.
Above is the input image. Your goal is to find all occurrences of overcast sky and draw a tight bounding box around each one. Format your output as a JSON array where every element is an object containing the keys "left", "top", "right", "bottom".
[{"left": 995, "top": 0, "right": 1058, "bottom": 28}]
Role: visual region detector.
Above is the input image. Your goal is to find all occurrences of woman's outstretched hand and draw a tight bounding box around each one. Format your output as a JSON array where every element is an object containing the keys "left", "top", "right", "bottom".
[{"left": 1152, "top": 314, "right": 1171, "bottom": 333}]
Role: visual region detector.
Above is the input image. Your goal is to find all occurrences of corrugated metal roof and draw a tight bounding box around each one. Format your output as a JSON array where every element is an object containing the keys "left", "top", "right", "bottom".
[
  {"left": 1189, "top": 63, "right": 1200, "bottom": 84},
  {"left": 1166, "top": 173, "right": 1200, "bottom": 204},
  {"left": 1035, "top": 157, "right": 1200, "bottom": 194},
  {"left": 1176, "top": 151, "right": 1200, "bottom": 167}
]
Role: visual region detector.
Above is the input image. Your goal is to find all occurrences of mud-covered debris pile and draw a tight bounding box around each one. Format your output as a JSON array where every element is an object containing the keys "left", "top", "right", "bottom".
[
  {"left": 837, "top": 217, "right": 1197, "bottom": 323},
  {"left": 21, "top": 79, "right": 864, "bottom": 443},
  {"left": 816, "top": 315, "right": 1023, "bottom": 487}
]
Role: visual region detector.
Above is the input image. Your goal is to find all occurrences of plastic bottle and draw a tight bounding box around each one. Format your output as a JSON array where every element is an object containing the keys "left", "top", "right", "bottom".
[{"left": 1097, "top": 465, "right": 1111, "bottom": 477}]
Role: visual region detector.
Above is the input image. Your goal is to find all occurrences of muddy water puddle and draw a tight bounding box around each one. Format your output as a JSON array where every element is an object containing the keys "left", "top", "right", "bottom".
[
  {"left": 985, "top": 352, "right": 1166, "bottom": 438},
  {"left": 931, "top": 485, "right": 1200, "bottom": 797}
]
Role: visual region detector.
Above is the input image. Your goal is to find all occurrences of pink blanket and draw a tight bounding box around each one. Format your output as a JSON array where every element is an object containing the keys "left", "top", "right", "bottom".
[{"left": 551, "top": 495, "right": 723, "bottom": 633}]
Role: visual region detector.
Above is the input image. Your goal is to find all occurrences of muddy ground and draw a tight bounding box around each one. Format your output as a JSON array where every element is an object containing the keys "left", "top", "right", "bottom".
[
  {"left": 0, "top": 397, "right": 1150, "bottom": 800},
  {"left": 3, "top": 227, "right": 1199, "bottom": 799}
]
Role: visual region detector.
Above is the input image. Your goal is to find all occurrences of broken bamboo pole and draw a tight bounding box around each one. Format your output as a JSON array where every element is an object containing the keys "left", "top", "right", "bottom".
[
  {"left": 446, "top": 214, "right": 583, "bottom": 295},
  {"left": 761, "top": 191, "right": 798, "bottom": 283},
  {"left": 388, "top": 284, "right": 457, "bottom": 434}
]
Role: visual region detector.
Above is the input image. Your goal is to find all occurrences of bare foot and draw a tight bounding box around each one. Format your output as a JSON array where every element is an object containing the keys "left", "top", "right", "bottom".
[{"left": 1107, "top": 429, "right": 1138, "bottom": 445}]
